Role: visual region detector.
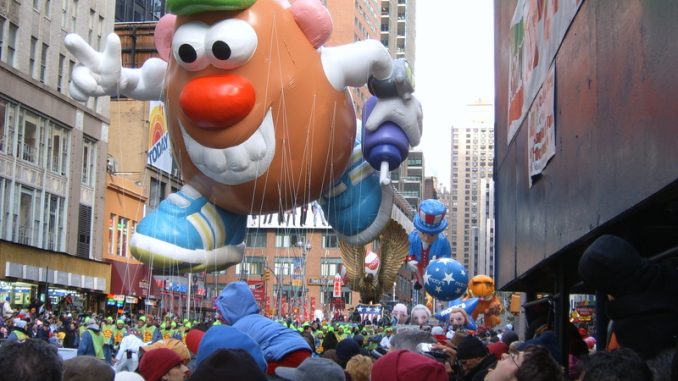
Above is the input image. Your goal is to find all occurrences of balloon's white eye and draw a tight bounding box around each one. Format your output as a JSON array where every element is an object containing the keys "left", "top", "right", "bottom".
[
  {"left": 206, "top": 19, "right": 258, "bottom": 70},
  {"left": 172, "top": 22, "right": 210, "bottom": 71}
]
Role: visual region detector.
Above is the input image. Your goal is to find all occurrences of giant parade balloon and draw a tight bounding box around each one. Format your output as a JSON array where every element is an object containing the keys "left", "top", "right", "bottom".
[
  {"left": 64, "top": 0, "right": 423, "bottom": 272},
  {"left": 423, "top": 258, "right": 468, "bottom": 301}
]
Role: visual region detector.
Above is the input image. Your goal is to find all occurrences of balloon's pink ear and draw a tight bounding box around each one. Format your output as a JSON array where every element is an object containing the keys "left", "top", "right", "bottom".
[
  {"left": 290, "top": 0, "right": 333, "bottom": 48},
  {"left": 155, "top": 14, "right": 177, "bottom": 61}
]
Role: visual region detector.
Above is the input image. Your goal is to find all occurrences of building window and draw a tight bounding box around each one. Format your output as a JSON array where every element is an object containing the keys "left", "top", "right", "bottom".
[
  {"left": 88, "top": 8, "right": 95, "bottom": 45},
  {"left": 82, "top": 138, "right": 97, "bottom": 186},
  {"left": 273, "top": 257, "right": 300, "bottom": 276},
  {"left": 148, "top": 177, "right": 166, "bottom": 212},
  {"left": 47, "top": 122, "right": 69, "bottom": 175},
  {"left": 57, "top": 54, "right": 66, "bottom": 92},
  {"left": 275, "top": 232, "right": 292, "bottom": 248},
  {"left": 320, "top": 258, "right": 342, "bottom": 277},
  {"left": 30, "top": 37, "right": 38, "bottom": 78},
  {"left": 116, "top": 216, "right": 130, "bottom": 257},
  {"left": 77, "top": 204, "right": 92, "bottom": 258},
  {"left": 40, "top": 43, "right": 49, "bottom": 83},
  {"left": 322, "top": 233, "right": 338, "bottom": 248},
  {"left": 14, "top": 185, "right": 38, "bottom": 245},
  {"left": 18, "top": 110, "right": 41, "bottom": 165},
  {"left": 245, "top": 231, "right": 267, "bottom": 248},
  {"left": 235, "top": 257, "right": 265, "bottom": 276},
  {"left": 108, "top": 214, "right": 116, "bottom": 255},
  {"left": 7, "top": 23, "right": 17, "bottom": 67},
  {"left": 44, "top": 0, "right": 52, "bottom": 17},
  {"left": 0, "top": 16, "right": 5, "bottom": 61},
  {"left": 0, "top": 99, "right": 9, "bottom": 153},
  {"left": 274, "top": 232, "right": 306, "bottom": 248},
  {"left": 40, "top": 193, "right": 64, "bottom": 251}
]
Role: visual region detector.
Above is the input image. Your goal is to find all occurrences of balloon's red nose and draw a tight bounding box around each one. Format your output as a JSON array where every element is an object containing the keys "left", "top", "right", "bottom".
[{"left": 179, "top": 75, "right": 255, "bottom": 129}]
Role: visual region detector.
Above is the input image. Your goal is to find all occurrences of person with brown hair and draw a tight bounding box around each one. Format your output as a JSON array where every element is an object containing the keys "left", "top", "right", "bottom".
[{"left": 484, "top": 345, "right": 564, "bottom": 381}]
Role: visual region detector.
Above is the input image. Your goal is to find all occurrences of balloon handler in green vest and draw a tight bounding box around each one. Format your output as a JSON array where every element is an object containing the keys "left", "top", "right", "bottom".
[{"left": 77, "top": 320, "right": 108, "bottom": 361}]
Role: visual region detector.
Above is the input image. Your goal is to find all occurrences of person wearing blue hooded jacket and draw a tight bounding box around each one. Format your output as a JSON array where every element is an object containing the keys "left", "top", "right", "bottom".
[{"left": 215, "top": 281, "right": 312, "bottom": 375}]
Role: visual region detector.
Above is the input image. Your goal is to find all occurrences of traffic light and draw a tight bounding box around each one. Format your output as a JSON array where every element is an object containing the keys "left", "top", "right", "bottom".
[{"left": 263, "top": 269, "right": 270, "bottom": 282}]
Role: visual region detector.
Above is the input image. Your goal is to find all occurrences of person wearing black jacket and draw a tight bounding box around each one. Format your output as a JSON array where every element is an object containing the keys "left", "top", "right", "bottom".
[{"left": 456, "top": 335, "right": 497, "bottom": 381}]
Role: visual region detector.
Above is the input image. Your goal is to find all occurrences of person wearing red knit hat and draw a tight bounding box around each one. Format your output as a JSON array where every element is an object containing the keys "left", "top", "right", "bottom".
[
  {"left": 371, "top": 349, "right": 447, "bottom": 381},
  {"left": 139, "top": 347, "right": 189, "bottom": 381}
]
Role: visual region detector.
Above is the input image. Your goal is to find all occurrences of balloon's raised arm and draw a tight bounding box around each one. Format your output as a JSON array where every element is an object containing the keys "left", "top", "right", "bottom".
[{"left": 64, "top": 33, "right": 165, "bottom": 101}]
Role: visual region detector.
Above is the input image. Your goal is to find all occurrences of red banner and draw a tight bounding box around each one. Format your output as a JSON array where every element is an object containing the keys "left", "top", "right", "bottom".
[
  {"left": 333, "top": 273, "right": 343, "bottom": 298},
  {"left": 247, "top": 280, "right": 266, "bottom": 303}
]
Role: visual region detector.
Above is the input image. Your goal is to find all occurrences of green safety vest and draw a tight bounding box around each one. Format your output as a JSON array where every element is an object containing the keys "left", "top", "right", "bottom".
[
  {"left": 88, "top": 329, "right": 105, "bottom": 360},
  {"left": 142, "top": 325, "right": 156, "bottom": 343}
]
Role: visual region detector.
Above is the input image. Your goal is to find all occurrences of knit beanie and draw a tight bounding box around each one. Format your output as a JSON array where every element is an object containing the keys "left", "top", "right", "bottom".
[
  {"left": 335, "top": 338, "right": 361, "bottom": 367},
  {"left": 189, "top": 348, "right": 267, "bottom": 381},
  {"left": 185, "top": 328, "right": 205, "bottom": 354},
  {"left": 456, "top": 335, "right": 488, "bottom": 360},
  {"left": 371, "top": 350, "right": 447, "bottom": 381},
  {"left": 139, "top": 348, "right": 183, "bottom": 381}
]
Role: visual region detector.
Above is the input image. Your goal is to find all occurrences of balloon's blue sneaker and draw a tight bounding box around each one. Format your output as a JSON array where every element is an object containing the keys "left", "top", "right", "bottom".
[
  {"left": 320, "top": 142, "right": 393, "bottom": 245},
  {"left": 130, "top": 185, "right": 246, "bottom": 272}
]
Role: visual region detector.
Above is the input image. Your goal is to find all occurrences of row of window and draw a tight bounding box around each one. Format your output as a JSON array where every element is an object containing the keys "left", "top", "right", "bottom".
[
  {"left": 243, "top": 231, "right": 339, "bottom": 249},
  {"left": 235, "top": 257, "right": 343, "bottom": 278},
  {"left": 0, "top": 98, "right": 97, "bottom": 186},
  {"left": 0, "top": 177, "right": 66, "bottom": 252}
]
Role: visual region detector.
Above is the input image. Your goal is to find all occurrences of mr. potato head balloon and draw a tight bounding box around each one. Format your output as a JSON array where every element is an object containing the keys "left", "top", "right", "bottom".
[{"left": 64, "top": 0, "right": 423, "bottom": 272}]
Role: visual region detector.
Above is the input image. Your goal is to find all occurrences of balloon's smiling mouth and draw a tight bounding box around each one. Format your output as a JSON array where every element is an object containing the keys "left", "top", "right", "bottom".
[{"left": 180, "top": 108, "right": 275, "bottom": 185}]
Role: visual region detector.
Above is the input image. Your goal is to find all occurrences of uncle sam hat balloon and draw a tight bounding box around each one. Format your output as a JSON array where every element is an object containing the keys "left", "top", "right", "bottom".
[{"left": 414, "top": 199, "right": 448, "bottom": 235}]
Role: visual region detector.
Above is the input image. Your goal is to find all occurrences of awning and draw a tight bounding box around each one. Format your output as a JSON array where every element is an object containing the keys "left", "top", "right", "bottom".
[{"left": 109, "top": 261, "right": 151, "bottom": 297}]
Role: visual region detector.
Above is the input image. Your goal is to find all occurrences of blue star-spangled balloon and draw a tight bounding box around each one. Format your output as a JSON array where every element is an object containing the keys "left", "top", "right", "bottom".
[{"left": 423, "top": 258, "right": 468, "bottom": 301}]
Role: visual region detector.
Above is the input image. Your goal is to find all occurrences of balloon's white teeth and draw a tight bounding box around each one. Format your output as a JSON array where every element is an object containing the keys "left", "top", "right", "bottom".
[{"left": 181, "top": 109, "right": 276, "bottom": 185}]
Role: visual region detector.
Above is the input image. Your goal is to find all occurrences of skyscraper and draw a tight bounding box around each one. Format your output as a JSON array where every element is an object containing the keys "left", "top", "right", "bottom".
[{"left": 449, "top": 100, "right": 495, "bottom": 276}]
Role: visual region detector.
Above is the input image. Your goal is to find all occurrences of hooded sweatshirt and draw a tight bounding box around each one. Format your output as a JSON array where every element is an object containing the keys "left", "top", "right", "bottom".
[{"left": 216, "top": 281, "right": 311, "bottom": 361}]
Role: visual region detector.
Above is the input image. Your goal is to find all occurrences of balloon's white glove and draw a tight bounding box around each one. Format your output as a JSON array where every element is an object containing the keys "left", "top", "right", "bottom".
[
  {"left": 364, "top": 96, "right": 423, "bottom": 147},
  {"left": 407, "top": 260, "right": 419, "bottom": 272},
  {"left": 64, "top": 33, "right": 123, "bottom": 101}
]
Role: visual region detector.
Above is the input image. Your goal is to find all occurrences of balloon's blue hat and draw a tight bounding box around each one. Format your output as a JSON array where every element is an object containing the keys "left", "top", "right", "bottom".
[{"left": 414, "top": 199, "right": 448, "bottom": 235}]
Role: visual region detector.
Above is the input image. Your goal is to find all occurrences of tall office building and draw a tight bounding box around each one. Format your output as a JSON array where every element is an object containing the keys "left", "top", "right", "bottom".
[
  {"left": 391, "top": 150, "right": 424, "bottom": 212},
  {"left": 449, "top": 100, "right": 495, "bottom": 276},
  {"left": 0, "top": 0, "right": 114, "bottom": 310},
  {"left": 379, "top": 0, "right": 416, "bottom": 67},
  {"left": 325, "top": 0, "right": 380, "bottom": 115}
]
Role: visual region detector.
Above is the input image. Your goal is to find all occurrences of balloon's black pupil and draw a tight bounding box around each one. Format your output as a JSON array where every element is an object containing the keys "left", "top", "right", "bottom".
[
  {"left": 179, "top": 44, "right": 197, "bottom": 63},
  {"left": 212, "top": 41, "right": 232, "bottom": 60}
]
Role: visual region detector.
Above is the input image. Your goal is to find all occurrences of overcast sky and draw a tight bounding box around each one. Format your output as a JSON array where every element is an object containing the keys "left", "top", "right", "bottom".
[{"left": 413, "top": 1, "right": 495, "bottom": 189}]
